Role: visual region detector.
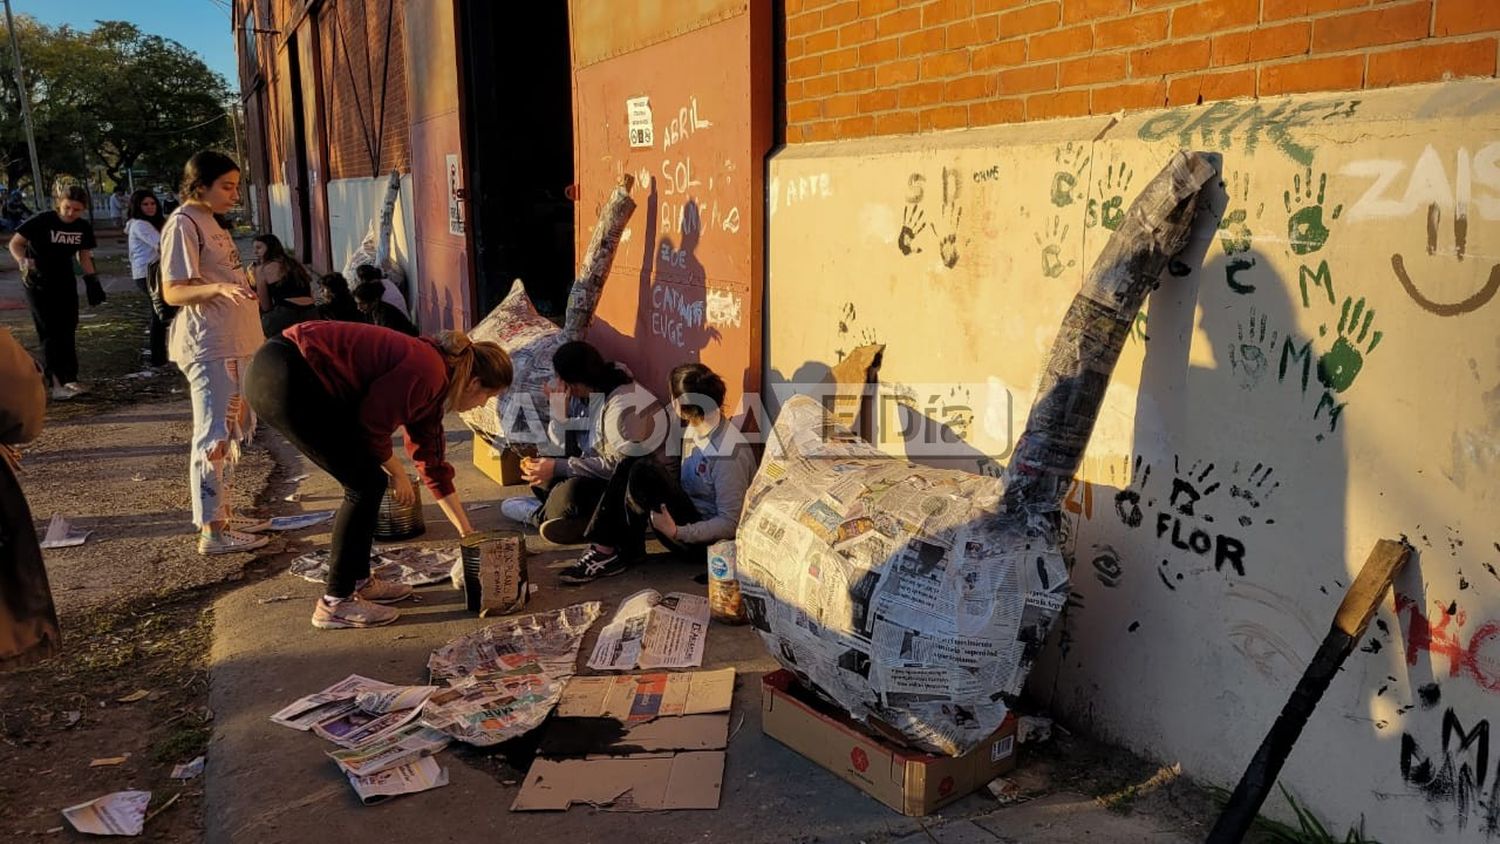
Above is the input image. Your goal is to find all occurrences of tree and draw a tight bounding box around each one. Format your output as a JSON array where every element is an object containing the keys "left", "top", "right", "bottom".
[{"left": 0, "top": 16, "right": 232, "bottom": 195}]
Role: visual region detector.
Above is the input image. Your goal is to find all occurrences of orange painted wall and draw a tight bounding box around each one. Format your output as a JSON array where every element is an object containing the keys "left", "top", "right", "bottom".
[
  {"left": 403, "top": 0, "right": 470, "bottom": 330},
  {"left": 571, "top": 4, "right": 773, "bottom": 413}
]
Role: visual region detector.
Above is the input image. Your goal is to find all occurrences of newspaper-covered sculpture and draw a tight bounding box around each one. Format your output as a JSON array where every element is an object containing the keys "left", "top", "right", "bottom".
[
  {"left": 736, "top": 151, "right": 1216, "bottom": 756},
  {"left": 342, "top": 170, "right": 408, "bottom": 300},
  {"left": 462, "top": 175, "right": 635, "bottom": 450},
  {"left": 422, "top": 602, "right": 602, "bottom": 745}
]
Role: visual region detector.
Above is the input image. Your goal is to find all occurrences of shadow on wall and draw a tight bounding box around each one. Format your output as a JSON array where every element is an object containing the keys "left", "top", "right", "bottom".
[
  {"left": 584, "top": 183, "right": 721, "bottom": 402},
  {"left": 1029, "top": 242, "right": 1352, "bottom": 761}
]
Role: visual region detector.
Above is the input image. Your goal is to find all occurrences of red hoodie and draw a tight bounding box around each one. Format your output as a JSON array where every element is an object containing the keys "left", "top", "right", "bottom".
[{"left": 282, "top": 321, "right": 456, "bottom": 497}]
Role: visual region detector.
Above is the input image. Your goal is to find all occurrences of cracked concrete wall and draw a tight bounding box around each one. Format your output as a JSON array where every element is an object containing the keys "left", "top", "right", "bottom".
[{"left": 767, "top": 78, "right": 1500, "bottom": 839}]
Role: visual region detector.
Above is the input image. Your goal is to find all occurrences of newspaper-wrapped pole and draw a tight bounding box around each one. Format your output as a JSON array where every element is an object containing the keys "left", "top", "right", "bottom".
[
  {"left": 563, "top": 173, "right": 636, "bottom": 341},
  {"left": 374, "top": 169, "right": 400, "bottom": 270},
  {"left": 1003, "top": 151, "right": 1216, "bottom": 527},
  {"left": 461, "top": 174, "right": 636, "bottom": 450},
  {"left": 342, "top": 169, "right": 408, "bottom": 298}
]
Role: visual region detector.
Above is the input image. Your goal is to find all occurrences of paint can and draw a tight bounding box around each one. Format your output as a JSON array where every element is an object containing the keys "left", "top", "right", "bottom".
[
  {"left": 374, "top": 474, "right": 424, "bottom": 540},
  {"left": 461, "top": 530, "right": 528, "bottom": 616},
  {"left": 707, "top": 539, "right": 746, "bottom": 624}
]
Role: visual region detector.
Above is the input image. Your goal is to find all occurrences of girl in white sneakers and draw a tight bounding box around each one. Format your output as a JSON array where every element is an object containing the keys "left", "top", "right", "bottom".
[{"left": 159, "top": 151, "right": 269, "bottom": 556}]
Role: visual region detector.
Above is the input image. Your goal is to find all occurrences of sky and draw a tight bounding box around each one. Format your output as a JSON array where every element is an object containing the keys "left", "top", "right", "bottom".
[{"left": 11, "top": 0, "right": 240, "bottom": 87}]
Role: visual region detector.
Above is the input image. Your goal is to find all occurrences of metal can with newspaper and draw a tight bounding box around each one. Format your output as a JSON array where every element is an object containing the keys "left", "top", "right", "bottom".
[
  {"left": 374, "top": 474, "right": 424, "bottom": 540},
  {"left": 461, "top": 530, "right": 528, "bottom": 616},
  {"left": 706, "top": 539, "right": 746, "bottom": 624}
]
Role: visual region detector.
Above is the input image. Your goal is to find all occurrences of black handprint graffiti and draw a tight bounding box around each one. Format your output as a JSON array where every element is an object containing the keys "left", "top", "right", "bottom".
[
  {"left": 939, "top": 166, "right": 963, "bottom": 269},
  {"left": 1227, "top": 308, "right": 1280, "bottom": 389},
  {"left": 898, "top": 204, "right": 929, "bottom": 255}
]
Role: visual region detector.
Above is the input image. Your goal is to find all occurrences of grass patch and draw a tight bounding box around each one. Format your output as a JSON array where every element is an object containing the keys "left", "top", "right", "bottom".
[
  {"left": 1207, "top": 784, "right": 1385, "bottom": 844},
  {"left": 0, "top": 290, "right": 185, "bottom": 417},
  {"left": 152, "top": 724, "right": 212, "bottom": 764}
]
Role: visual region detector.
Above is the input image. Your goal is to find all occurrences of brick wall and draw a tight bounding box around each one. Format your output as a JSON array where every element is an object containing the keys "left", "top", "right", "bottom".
[
  {"left": 319, "top": 0, "right": 411, "bottom": 180},
  {"left": 783, "top": 0, "right": 1500, "bottom": 142}
]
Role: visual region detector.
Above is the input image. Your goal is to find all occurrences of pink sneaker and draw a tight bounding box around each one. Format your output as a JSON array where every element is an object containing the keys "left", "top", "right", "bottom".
[
  {"left": 356, "top": 577, "right": 413, "bottom": 604},
  {"left": 311, "top": 596, "right": 399, "bottom": 629}
]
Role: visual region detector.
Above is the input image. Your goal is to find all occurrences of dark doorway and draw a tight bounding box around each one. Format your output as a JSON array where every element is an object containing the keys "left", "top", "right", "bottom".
[
  {"left": 459, "top": 1, "right": 576, "bottom": 318},
  {"left": 285, "top": 33, "right": 314, "bottom": 264}
]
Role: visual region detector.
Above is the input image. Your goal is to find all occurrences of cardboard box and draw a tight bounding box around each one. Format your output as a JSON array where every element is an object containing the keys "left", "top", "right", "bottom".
[
  {"left": 513, "top": 668, "right": 735, "bottom": 812},
  {"left": 760, "top": 670, "right": 1017, "bottom": 817},
  {"left": 472, "top": 434, "right": 524, "bottom": 485}
]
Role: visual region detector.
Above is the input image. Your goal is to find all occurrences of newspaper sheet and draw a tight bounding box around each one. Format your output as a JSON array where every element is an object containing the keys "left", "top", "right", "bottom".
[
  {"left": 735, "top": 395, "right": 1071, "bottom": 756},
  {"left": 289, "top": 547, "right": 459, "bottom": 586},
  {"left": 346, "top": 756, "right": 449, "bottom": 805},
  {"left": 61, "top": 790, "right": 151, "bottom": 836},
  {"left": 355, "top": 685, "right": 438, "bottom": 715},
  {"left": 39, "top": 514, "right": 91, "bottom": 549},
  {"left": 419, "top": 657, "right": 561, "bottom": 746},
  {"left": 312, "top": 704, "right": 425, "bottom": 749},
  {"left": 423, "top": 603, "right": 601, "bottom": 745},
  {"left": 327, "top": 724, "right": 451, "bottom": 777},
  {"left": 587, "top": 589, "right": 709, "bottom": 671},
  {"left": 269, "top": 674, "right": 396, "bottom": 731}
]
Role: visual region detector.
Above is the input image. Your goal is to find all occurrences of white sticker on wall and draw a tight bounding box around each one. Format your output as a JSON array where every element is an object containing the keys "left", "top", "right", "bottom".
[
  {"left": 446, "top": 154, "right": 464, "bottom": 236},
  {"left": 627, "top": 96, "right": 654, "bottom": 149}
]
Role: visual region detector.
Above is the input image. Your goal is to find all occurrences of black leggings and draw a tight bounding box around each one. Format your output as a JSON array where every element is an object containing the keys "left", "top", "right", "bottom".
[
  {"left": 245, "top": 337, "right": 387, "bottom": 597},
  {"left": 23, "top": 278, "right": 78, "bottom": 385},
  {"left": 133, "top": 278, "right": 168, "bottom": 367},
  {"left": 538, "top": 457, "right": 704, "bottom": 561}
]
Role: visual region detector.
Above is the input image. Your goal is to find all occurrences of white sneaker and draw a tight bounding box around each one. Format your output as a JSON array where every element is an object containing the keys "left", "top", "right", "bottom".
[
  {"left": 198, "top": 528, "right": 270, "bottom": 556},
  {"left": 63, "top": 382, "right": 90, "bottom": 397},
  {"left": 50, "top": 386, "right": 72, "bottom": 401},
  {"left": 500, "top": 497, "right": 542, "bottom": 524},
  {"left": 228, "top": 513, "right": 273, "bottom": 534}
]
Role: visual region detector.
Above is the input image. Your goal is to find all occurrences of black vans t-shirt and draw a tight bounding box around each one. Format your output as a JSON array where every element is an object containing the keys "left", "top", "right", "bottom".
[{"left": 17, "top": 211, "right": 95, "bottom": 281}]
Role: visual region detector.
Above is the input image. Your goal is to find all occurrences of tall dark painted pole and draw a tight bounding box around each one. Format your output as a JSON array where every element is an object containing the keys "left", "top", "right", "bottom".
[{"left": 1207, "top": 538, "right": 1413, "bottom": 843}]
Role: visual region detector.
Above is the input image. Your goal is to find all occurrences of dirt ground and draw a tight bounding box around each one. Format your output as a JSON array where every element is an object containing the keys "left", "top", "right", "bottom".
[{"left": 0, "top": 230, "right": 279, "bottom": 842}]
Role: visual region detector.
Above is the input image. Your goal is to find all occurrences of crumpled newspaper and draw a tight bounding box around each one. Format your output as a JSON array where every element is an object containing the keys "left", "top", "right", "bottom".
[
  {"left": 289, "top": 546, "right": 460, "bottom": 586},
  {"left": 422, "top": 603, "right": 602, "bottom": 745}
]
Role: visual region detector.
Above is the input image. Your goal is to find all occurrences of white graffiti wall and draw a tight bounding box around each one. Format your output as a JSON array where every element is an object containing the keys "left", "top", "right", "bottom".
[{"left": 766, "top": 78, "right": 1500, "bottom": 839}]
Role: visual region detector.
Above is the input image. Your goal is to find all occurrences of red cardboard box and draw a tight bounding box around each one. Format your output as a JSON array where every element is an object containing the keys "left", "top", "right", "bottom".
[{"left": 760, "top": 670, "right": 1018, "bottom": 817}]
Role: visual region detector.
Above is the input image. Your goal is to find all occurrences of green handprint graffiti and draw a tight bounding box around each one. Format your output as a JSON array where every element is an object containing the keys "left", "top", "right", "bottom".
[
  {"left": 1284, "top": 168, "right": 1342, "bottom": 256},
  {"left": 1219, "top": 171, "right": 1265, "bottom": 294},
  {"left": 1034, "top": 216, "right": 1074, "bottom": 279},
  {"left": 1087, "top": 163, "right": 1134, "bottom": 230},
  {"left": 1051, "top": 142, "right": 1089, "bottom": 208},
  {"left": 1315, "top": 296, "right": 1381, "bottom": 393},
  {"left": 1218, "top": 171, "right": 1262, "bottom": 255}
]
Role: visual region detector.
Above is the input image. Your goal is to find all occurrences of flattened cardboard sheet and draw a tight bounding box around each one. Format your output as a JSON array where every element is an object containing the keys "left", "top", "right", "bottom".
[
  {"left": 511, "top": 751, "right": 725, "bottom": 811},
  {"left": 554, "top": 668, "right": 734, "bottom": 721}
]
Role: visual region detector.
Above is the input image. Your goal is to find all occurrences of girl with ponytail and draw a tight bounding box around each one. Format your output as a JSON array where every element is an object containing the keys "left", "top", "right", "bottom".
[{"left": 245, "top": 320, "right": 512, "bottom": 629}]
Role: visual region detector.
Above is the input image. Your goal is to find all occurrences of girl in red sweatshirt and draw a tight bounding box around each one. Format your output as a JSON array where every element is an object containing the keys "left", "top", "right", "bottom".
[{"left": 246, "top": 321, "right": 512, "bottom": 629}]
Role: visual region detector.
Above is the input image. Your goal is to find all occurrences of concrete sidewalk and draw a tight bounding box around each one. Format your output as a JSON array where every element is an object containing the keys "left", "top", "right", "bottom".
[{"left": 204, "top": 427, "right": 1200, "bottom": 844}]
